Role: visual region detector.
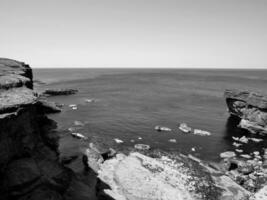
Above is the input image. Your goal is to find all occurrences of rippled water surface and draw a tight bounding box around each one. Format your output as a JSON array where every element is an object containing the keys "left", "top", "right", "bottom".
[{"left": 34, "top": 69, "right": 267, "bottom": 161}]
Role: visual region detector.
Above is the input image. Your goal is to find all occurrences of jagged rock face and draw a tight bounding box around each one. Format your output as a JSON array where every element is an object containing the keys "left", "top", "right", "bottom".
[
  {"left": 0, "top": 58, "right": 81, "bottom": 200},
  {"left": 0, "top": 58, "right": 33, "bottom": 89},
  {"left": 224, "top": 89, "right": 267, "bottom": 134}
]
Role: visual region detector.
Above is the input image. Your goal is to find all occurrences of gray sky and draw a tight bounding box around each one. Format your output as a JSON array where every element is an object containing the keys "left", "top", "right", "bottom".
[{"left": 0, "top": 0, "right": 267, "bottom": 68}]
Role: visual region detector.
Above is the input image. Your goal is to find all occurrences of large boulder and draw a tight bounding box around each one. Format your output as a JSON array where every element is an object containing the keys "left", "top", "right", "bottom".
[
  {"left": 94, "top": 151, "right": 250, "bottom": 200},
  {"left": 224, "top": 89, "right": 267, "bottom": 134}
]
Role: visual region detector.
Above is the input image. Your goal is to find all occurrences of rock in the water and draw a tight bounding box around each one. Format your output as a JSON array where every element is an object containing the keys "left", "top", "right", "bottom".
[
  {"left": 114, "top": 138, "right": 124, "bottom": 143},
  {"left": 249, "top": 138, "right": 263, "bottom": 143},
  {"left": 232, "top": 136, "right": 240, "bottom": 141},
  {"left": 169, "top": 139, "right": 177, "bottom": 143},
  {"left": 233, "top": 142, "right": 242, "bottom": 147},
  {"left": 154, "top": 125, "right": 172, "bottom": 132},
  {"left": 236, "top": 149, "right": 243, "bottom": 153},
  {"left": 73, "top": 120, "right": 84, "bottom": 126},
  {"left": 224, "top": 89, "right": 267, "bottom": 134},
  {"left": 69, "top": 104, "right": 78, "bottom": 110},
  {"left": 43, "top": 88, "right": 78, "bottom": 96},
  {"left": 179, "top": 123, "right": 192, "bottom": 133},
  {"left": 220, "top": 151, "right": 236, "bottom": 159},
  {"left": 193, "top": 129, "right": 211, "bottom": 136},
  {"left": 239, "top": 136, "right": 249, "bottom": 143},
  {"left": 85, "top": 98, "right": 96, "bottom": 103},
  {"left": 70, "top": 132, "right": 87, "bottom": 140},
  {"left": 240, "top": 154, "right": 252, "bottom": 159},
  {"left": 134, "top": 144, "right": 150, "bottom": 150}
]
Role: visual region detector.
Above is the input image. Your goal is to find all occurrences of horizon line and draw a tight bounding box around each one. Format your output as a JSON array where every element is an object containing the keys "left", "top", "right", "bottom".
[{"left": 31, "top": 66, "right": 267, "bottom": 69}]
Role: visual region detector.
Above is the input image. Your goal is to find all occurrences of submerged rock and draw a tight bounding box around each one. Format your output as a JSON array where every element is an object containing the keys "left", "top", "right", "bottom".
[
  {"left": 73, "top": 120, "right": 84, "bottom": 126},
  {"left": 154, "top": 125, "right": 172, "bottom": 132},
  {"left": 224, "top": 89, "right": 267, "bottom": 134},
  {"left": 134, "top": 144, "right": 150, "bottom": 150},
  {"left": 169, "top": 139, "right": 177, "bottom": 143},
  {"left": 43, "top": 88, "right": 78, "bottom": 96},
  {"left": 85, "top": 98, "right": 96, "bottom": 103}
]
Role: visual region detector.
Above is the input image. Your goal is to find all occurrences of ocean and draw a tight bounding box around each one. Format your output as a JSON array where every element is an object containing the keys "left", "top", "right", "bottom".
[{"left": 34, "top": 68, "right": 267, "bottom": 165}]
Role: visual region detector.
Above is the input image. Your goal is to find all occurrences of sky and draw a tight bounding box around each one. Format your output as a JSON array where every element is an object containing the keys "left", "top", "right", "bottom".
[{"left": 0, "top": 0, "right": 267, "bottom": 68}]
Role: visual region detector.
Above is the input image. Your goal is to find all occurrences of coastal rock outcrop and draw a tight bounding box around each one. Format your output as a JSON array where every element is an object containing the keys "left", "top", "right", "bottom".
[
  {"left": 224, "top": 89, "right": 267, "bottom": 134},
  {"left": 0, "top": 58, "right": 93, "bottom": 200},
  {"left": 84, "top": 146, "right": 251, "bottom": 200}
]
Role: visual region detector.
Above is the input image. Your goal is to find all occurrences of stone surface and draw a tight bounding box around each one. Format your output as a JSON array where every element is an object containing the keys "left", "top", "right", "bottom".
[
  {"left": 220, "top": 151, "right": 236, "bottom": 159},
  {"left": 96, "top": 151, "right": 250, "bottom": 200},
  {"left": 224, "top": 89, "right": 267, "bottom": 134},
  {"left": 253, "top": 185, "right": 267, "bottom": 200}
]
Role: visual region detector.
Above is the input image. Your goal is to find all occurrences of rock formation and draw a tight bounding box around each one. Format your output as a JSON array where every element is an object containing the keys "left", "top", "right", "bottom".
[
  {"left": 84, "top": 145, "right": 251, "bottom": 200},
  {"left": 224, "top": 89, "right": 267, "bottom": 134},
  {"left": 43, "top": 88, "right": 78, "bottom": 96},
  {"left": 0, "top": 58, "right": 94, "bottom": 200}
]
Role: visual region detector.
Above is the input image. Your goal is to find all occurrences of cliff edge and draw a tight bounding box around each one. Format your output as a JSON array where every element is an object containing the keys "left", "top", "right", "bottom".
[{"left": 0, "top": 58, "right": 94, "bottom": 200}]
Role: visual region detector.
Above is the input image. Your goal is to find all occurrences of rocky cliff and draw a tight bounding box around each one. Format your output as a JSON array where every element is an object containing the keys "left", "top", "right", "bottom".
[
  {"left": 1, "top": 59, "right": 264, "bottom": 200},
  {"left": 0, "top": 58, "right": 93, "bottom": 200},
  {"left": 224, "top": 89, "right": 267, "bottom": 134}
]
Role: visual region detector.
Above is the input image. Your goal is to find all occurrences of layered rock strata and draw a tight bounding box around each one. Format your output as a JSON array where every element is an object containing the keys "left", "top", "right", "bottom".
[
  {"left": 0, "top": 58, "right": 93, "bottom": 200},
  {"left": 224, "top": 89, "right": 267, "bottom": 134}
]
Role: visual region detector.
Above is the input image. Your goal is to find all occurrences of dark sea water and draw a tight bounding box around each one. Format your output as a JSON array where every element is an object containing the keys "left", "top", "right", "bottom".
[{"left": 34, "top": 68, "right": 267, "bottom": 164}]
